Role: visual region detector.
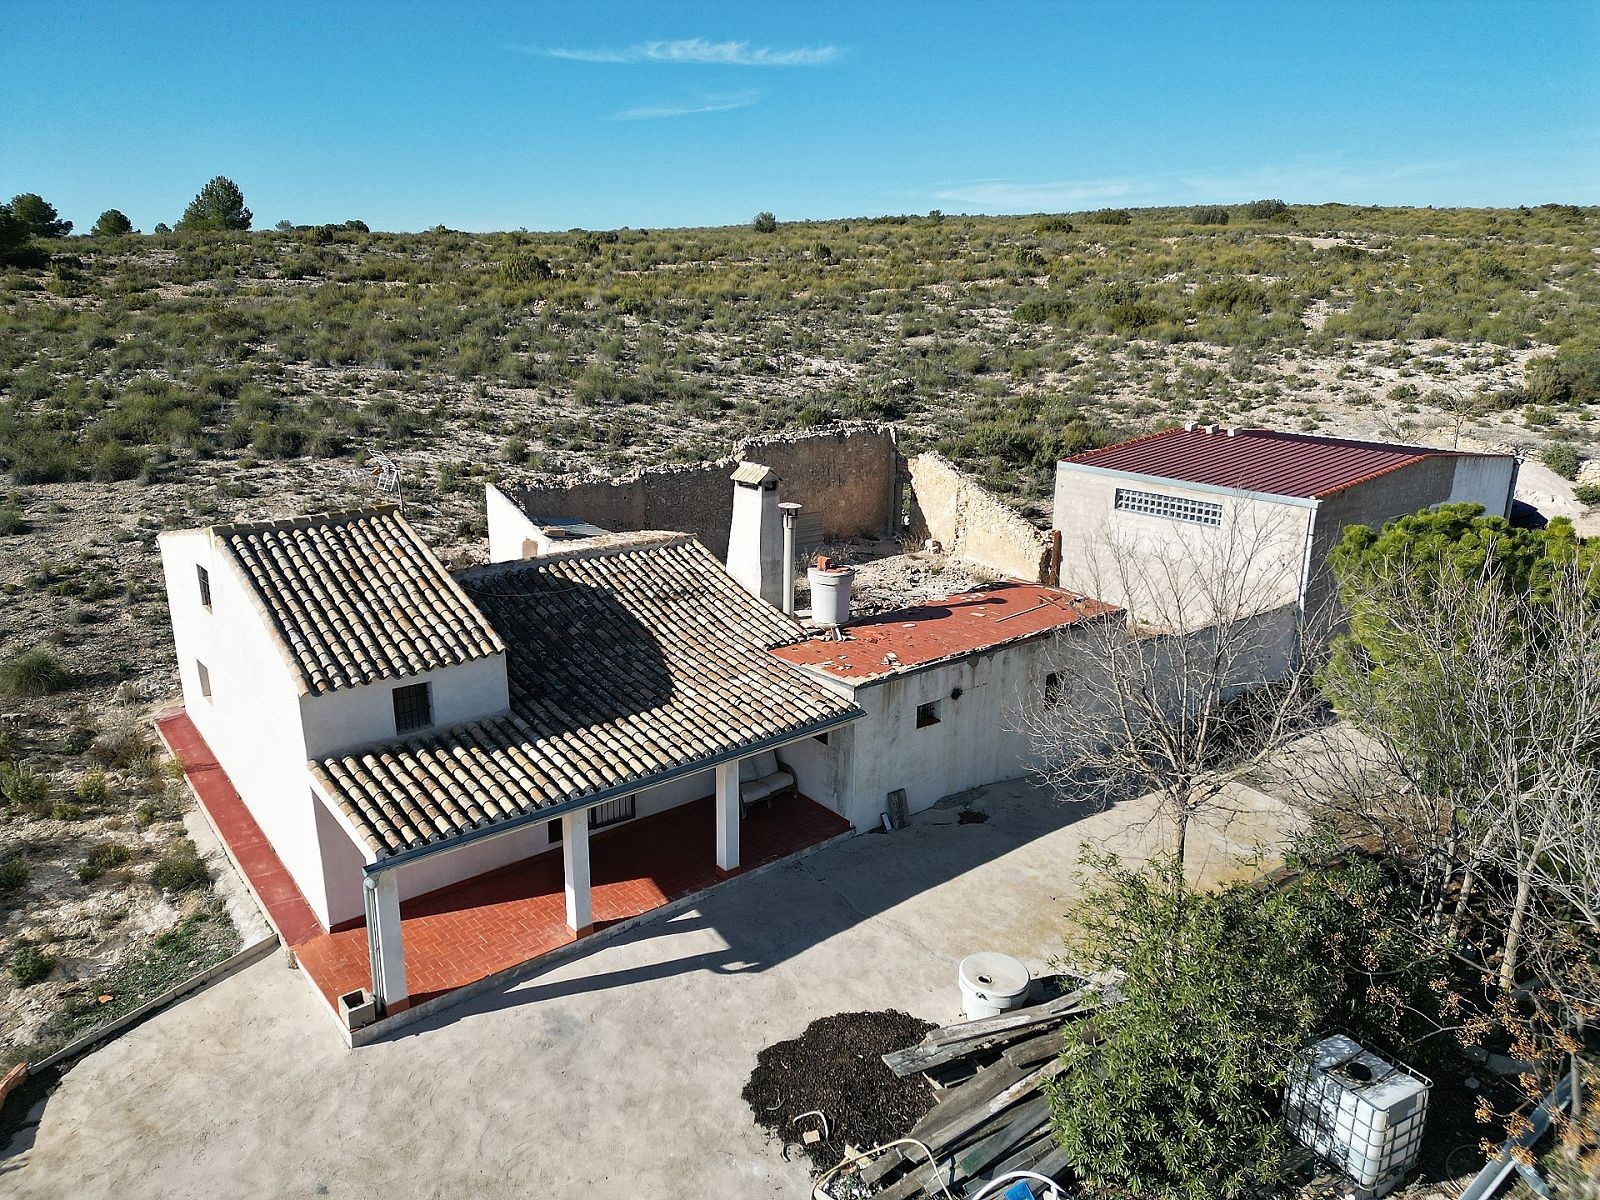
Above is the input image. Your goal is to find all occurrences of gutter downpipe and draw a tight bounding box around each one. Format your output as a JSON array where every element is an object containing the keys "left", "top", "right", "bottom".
[
  {"left": 1293, "top": 500, "right": 1320, "bottom": 672},
  {"left": 363, "top": 875, "right": 384, "bottom": 1012},
  {"left": 779, "top": 502, "right": 801, "bottom": 617}
]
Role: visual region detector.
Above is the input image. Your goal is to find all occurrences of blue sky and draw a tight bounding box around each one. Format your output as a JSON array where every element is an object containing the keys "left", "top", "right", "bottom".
[{"left": 4, "top": 2, "right": 1597, "bottom": 233}]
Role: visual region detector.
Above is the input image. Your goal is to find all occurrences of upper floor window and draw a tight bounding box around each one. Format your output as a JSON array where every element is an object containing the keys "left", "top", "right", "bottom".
[
  {"left": 197, "top": 564, "right": 212, "bottom": 609},
  {"left": 392, "top": 682, "right": 432, "bottom": 734},
  {"left": 916, "top": 701, "right": 942, "bottom": 728},
  {"left": 197, "top": 661, "right": 212, "bottom": 699},
  {"left": 1113, "top": 487, "right": 1222, "bottom": 527}
]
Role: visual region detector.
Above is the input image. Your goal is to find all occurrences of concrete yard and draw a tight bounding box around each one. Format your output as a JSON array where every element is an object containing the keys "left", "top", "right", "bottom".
[{"left": 2, "top": 776, "right": 1299, "bottom": 1200}]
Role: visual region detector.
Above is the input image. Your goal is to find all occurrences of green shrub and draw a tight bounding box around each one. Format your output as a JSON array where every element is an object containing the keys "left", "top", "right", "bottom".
[
  {"left": 1574, "top": 484, "right": 1600, "bottom": 507},
  {"left": 1190, "top": 205, "right": 1231, "bottom": 226},
  {"left": 500, "top": 252, "right": 551, "bottom": 283},
  {"left": 1090, "top": 209, "right": 1131, "bottom": 225},
  {"left": 0, "top": 505, "right": 27, "bottom": 535},
  {"left": 79, "top": 841, "right": 132, "bottom": 883},
  {"left": 1245, "top": 198, "right": 1288, "bottom": 220},
  {"left": 10, "top": 943, "right": 56, "bottom": 987},
  {"left": 0, "top": 761, "right": 49, "bottom": 813},
  {"left": 1543, "top": 441, "right": 1582, "bottom": 480},
  {"left": 751, "top": 211, "right": 778, "bottom": 234},
  {"left": 49, "top": 800, "right": 83, "bottom": 821},
  {"left": 0, "top": 857, "right": 27, "bottom": 891},
  {"left": 150, "top": 843, "right": 209, "bottom": 892},
  {"left": 0, "top": 646, "right": 72, "bottom": 698}
]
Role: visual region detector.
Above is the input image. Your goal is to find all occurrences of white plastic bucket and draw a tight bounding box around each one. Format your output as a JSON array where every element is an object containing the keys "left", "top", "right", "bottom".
[{"left": 958, "top": 953, "right": 1031, "bottom": 1019}]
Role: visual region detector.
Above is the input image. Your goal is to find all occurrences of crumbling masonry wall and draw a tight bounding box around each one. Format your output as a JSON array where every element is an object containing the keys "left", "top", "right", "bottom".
[
  {"left": 504, "top": 425, "right": 899, "bottom": 559},
  {"left": 906, "top": 453, "right": 1052, "bottom": 583}
]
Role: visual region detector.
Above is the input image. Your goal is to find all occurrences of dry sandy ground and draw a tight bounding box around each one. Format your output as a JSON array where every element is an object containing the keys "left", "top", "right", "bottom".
[{"left": 2, "top": 775, "right": 1298, "bottom": 1200}]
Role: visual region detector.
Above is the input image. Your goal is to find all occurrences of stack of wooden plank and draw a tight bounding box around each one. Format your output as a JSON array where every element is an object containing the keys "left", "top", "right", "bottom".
[{"left": 840, "top": 981, "right": 1104, "bottom": 1198}]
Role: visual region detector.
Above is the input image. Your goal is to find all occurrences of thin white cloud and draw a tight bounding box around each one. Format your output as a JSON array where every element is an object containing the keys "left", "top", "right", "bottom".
[
  {"left": 529, "top": 38, "right": 843, "bottom": 67},
  {"left": 930, "top": 178, "right": 1136, "bottom": 211},
  {"left": 611, "top": 92, "right": 762, "bottom": 121}
]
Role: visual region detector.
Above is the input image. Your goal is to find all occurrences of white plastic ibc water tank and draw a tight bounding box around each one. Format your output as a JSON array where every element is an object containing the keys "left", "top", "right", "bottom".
[
  {"left": 958, "top": 953, "right": 1031, "bottom": 1020},
  {"left": 808, "top": 560, "right": 855, "bottom": 627},
  {"left": 1283, "top": 1034, "right": 1431, "bottom": 1195}
]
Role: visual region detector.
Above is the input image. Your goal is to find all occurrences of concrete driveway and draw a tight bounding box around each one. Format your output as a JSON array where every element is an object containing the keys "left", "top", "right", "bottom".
[{"left": 2, "top": 777, "right": 1298, "bottom": 1200}]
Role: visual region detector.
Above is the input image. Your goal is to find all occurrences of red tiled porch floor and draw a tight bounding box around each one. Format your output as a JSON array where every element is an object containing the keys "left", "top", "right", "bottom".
[
  {"left": 157, "top": 707, "right": 851, "bottom": 1015},
  {"left": 296, "top": 795, "right": 850, "bottom": 1010}
]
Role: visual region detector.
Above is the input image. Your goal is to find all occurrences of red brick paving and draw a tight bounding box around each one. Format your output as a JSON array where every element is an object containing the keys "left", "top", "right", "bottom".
[
  {"left": 155, "top": 710, "right": 325, "bottom": 948},
  {"left": 296, "top": 793, "right": 851, "bottom": 1010},
  {"left": 156, "top": 709, "right": 852, "bottom": 1014}
]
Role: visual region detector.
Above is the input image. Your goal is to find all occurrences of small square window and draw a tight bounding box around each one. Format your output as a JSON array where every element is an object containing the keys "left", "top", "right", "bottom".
[
  {"left": 197, "top": 564, "right": 212, "bottom": 610},
  {"left": 916, "top": 701, "right": 941, "bottom": 728},
  {"left": 812, "top": 731, "right": 831, "bottom": 746},
  {"left": 392, "top": 682, "right": 432, "bottom": 734},
  {"left": 197, "top": 661, "right": 212, "bottom": 699}
]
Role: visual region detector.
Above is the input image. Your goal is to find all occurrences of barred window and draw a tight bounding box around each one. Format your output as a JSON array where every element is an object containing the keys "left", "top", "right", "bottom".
[
  {"left": 588, "top": 794, "right": 636, "bottom": 829},
  {"left": 1114, "top": 487, "right": 1222, "bottom": 527},
  {"left": 392, "top": 682, "right": 432, "bottom": 734}
]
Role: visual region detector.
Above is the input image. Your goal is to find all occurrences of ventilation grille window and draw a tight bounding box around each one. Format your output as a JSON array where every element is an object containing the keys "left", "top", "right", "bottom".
[{"left": 1114, "top": 487, "right": 1222, "bottom": 527}]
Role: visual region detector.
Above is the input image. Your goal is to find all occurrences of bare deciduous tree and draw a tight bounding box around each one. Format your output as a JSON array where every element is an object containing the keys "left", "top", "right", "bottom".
[{"left": 1023, "top": 507, "right": 1326, "bottom": 885}]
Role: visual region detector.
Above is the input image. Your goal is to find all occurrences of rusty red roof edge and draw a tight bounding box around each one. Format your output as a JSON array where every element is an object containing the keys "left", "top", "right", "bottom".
[
  {"left": 771, "top": 582, "right": 1120, "bottom": 684},
  {"left": 1061, "top": 426, "right": 1506, "bottom": 501}
]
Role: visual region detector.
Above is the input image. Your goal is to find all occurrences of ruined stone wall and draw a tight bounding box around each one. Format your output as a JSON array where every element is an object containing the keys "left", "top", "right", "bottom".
[
  {"left": 504, "top": 424, "right": 899, "bottom": 559},
  {"left": 906, "top": 453, "right": 1052, "bottom": 583}
]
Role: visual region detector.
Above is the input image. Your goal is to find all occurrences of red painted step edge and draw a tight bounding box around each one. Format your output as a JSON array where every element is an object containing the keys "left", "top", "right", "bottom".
[{"left": 155, "top": 710, "right": 325, "bottom": 948}]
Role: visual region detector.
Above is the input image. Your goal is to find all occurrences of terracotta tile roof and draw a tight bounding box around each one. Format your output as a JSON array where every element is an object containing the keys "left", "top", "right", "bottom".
[
  {"left": 771, "top": 582, "right": 1120, "bottom": 683},
  {"left": 218, "top": 506, "right": 503, "bottom": 695},
  {"left": 312, "top": 533, "right": 862, "bottom": 860},
  {"left": 1062, "top": 426, "right": 1507, "bottom": 500}
]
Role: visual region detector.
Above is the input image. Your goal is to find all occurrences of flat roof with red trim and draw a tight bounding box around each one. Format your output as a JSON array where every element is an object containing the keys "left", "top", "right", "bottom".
[
  {"left": 771, "top": 582, "right": 1119, "bottom": 684},
  {"left": 1062, "top": 426, "right": 1507, "bottom": 500}
]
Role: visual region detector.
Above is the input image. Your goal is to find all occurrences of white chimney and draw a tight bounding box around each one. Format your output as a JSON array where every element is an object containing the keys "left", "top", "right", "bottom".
[
  {"left": 808, "top": 556, "right": 854, "bottom": 627},
  {"left": 727, "top": 461, "right": 784, "bottom": 608}
]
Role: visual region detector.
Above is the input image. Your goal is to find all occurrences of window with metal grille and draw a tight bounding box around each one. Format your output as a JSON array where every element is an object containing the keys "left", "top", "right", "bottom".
[
  {"left": 197, "top": 661, "right": 212, "bottom": 699},
  {"left": 392, "top": 682, "right": 432, "bottom": 734},
  {"left": 588, "top": 795, "right": 635, "bottom": 829},
  {"left": 916, "top": 701, "right": 941, "bottom": 728},
  {"left": 197, "top": 564, "right": 212, "bottom": 609},
  {"left": 1114, "top": 487, "right": 1222, "bottom": 527}
]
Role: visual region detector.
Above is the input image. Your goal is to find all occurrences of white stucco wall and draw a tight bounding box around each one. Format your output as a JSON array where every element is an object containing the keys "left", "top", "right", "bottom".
[
  {"left": 299, "top": 654, "right": 510, "bottom": 761},
  {"left": 160, "top": 531, "right": 344, "bottom": 925},
  {"left": 486, "top": 482, "right": 544, "bottom": 563},
  {"left": 821, "top": 632, "right": 1098, "bottom": 831},
  {"left": 1053, "top": 464, "right": 1313, "bottom": 630}
]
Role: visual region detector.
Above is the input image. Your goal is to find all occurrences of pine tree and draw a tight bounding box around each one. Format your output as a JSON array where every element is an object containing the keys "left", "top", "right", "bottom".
[{"left": 178, "top": 176, "right": 252, "bottom": 231}]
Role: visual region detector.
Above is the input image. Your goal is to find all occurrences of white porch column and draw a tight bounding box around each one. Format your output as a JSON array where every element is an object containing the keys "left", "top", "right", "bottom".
[
  {"left": 367, "top": 871, "right": 408, "bottom": 1012},
  {"left": 715, "top": 760, "right": 741, "bottom": 873},
  {"left": 562, "top": 811, "right": 593, "bottom": 936}
]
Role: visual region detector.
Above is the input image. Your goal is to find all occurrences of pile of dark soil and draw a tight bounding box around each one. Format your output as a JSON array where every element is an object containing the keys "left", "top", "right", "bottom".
[{"left": 743, "top": 1009, "right": 937, "bottom": 1172}]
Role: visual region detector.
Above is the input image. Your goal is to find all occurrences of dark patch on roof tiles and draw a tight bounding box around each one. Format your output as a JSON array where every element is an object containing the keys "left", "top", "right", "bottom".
[{"left": 312, "top": 533, "right": 861, "bottom": 860}]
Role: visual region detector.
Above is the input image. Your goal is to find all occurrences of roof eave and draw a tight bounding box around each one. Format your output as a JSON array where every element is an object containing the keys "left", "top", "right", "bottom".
[
  {"left": 1056, "top": 460, "right": 1321, "bottom": 508},
  {"left": 360, "top": 705, "right": 865, "bottom": 874}
]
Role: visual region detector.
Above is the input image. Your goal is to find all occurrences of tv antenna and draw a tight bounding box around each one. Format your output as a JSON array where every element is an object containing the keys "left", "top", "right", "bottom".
[{"left": 352, "top": 452, "right": 403, "bottom": 511}]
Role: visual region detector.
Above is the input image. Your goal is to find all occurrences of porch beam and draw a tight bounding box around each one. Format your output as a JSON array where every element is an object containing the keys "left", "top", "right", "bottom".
[
  {"left": 366, "top": 871, "right": 408, "bottom": 1012},
  {"left": 562, "top": 812, "right": 593, "bottom": 937},
  {"left": 715, "top": 760, "right": 740, "bottom": 873}
]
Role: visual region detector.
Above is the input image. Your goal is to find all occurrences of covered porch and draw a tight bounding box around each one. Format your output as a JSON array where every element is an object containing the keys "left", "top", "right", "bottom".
[{"left": 296, "top": 788, "right": 851, "bottom": 1015}]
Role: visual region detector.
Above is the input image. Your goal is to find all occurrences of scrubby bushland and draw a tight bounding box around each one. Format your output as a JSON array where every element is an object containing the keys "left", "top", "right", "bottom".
[
  {"left": 1190, "top": 205, "right": 1230, "bottom": 225},
  {"left": 0, "top": 204, "right": 1595, "bottom": 500}
]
